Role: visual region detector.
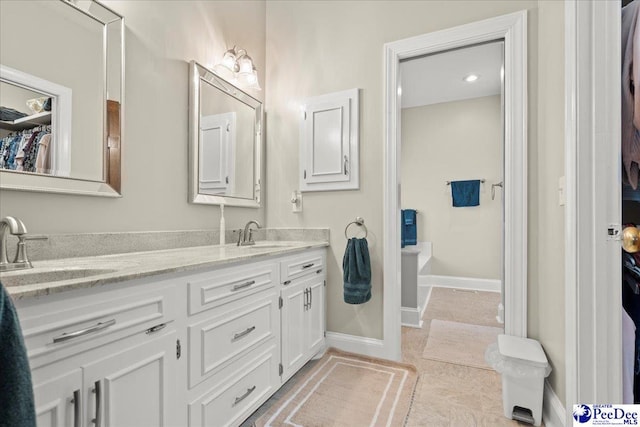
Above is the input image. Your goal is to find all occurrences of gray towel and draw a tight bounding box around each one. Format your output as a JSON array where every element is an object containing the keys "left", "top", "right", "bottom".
[
  {"left": 343, "top": 238, "right": 372, "bottom": 304},
  {"left": 0, "top": 282, "right": 36, "bottom": 427}
]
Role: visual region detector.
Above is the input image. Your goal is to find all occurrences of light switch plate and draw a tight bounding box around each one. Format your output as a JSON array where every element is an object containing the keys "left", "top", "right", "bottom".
[{"left": 558, "top": 176, "right": 566, "bottom": 206}]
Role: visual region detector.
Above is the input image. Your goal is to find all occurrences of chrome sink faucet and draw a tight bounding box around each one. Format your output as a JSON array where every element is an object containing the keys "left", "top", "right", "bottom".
[
  {"left": 237, "top": 220, "right": 261, "bottom": 246},
  {"left": 0, "top": 216, "right": 32, "bottom": 271}
]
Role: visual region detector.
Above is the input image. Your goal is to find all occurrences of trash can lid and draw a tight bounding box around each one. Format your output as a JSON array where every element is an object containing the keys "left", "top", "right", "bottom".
[{"left": 497, "top": 334, "right": 549, "bottom": 368}]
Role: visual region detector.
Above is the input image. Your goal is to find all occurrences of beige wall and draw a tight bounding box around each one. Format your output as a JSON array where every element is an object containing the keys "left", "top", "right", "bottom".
[
  {"left": 401, "top": 96, "right": 502, "bottom": 279},
  {"left": 265, "top": 0, "right": 566, "bottom": 401},
  {"left": 530, "top": 0, "right": 566, "bottom": 403},
  {"left": 0, "top": 1, "right": 266, "bottom": 234}
]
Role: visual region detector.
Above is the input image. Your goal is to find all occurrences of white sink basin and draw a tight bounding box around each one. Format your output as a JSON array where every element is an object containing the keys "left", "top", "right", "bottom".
[{"left": 0, "top": 260, "right": 137, "bottom": 287}]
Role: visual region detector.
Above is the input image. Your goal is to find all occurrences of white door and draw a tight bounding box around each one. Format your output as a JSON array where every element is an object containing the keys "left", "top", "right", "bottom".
[
  {"left": 34, "top": 368, "right": 82, "bottom": 427},
  {"left": 280, "top": 281, "right": 307, "bottom": 381},
  {"left": 82, "top": 331, "right": 177, "bottom": 427},
  {"left": 306, "top": 277, "right": 325, "bottom": 355}
]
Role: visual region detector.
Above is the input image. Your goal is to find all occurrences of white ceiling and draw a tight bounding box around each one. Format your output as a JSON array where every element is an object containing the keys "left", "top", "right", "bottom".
[{"left": 400, "top": 41, "right": 503, "bottom": 109}]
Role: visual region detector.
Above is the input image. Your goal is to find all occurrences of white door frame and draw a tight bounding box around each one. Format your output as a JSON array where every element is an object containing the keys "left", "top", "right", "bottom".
[
  {"left": 382, "top": 11, "right": 528, "bottom": 361},
  {"left": 564, "top": 0, "right": 622, "bottom": 415}
]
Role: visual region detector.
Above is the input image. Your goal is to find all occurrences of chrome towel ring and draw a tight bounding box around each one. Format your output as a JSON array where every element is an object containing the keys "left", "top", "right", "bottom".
[{"left": 345, "top": 217, "right": 368, "bottom": 239}]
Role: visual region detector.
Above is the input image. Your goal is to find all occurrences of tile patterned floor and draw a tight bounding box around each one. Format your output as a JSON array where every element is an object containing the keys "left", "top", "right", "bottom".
[{"left": 403, "top": 287, "right": 532, "bottom": 427}]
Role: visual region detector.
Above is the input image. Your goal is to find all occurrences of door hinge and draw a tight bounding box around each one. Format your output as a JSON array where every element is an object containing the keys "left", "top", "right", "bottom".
[
  {"left": 279, "top": 296, "right": 283, "bottom": 309},
  {"left": 607, "top": 223, "right": 621, "bottom": 240},
  {"left": 279, "top": 363, "right": 283, "bottom": 376},
  {"left": 176, "top": 339, "right": 182, "bottom": 360}
]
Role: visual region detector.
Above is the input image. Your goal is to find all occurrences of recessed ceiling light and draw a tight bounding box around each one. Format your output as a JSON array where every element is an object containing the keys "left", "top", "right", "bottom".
[{"left": 463, "top": 74, "right": 479, "bottom": 83}]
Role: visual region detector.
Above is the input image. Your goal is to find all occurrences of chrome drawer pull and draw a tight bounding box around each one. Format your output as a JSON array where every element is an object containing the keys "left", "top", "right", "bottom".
[
  {"left": 53, "top": 319, "right": 116, "bottom": 343},
  {"left": 302, "top": 263, "right": 314, "bottom": 269},
  {"left": 232, "top": 280, "right": 255, "bottom": 291},
  {"left": 283, "top": 280, "right": 291, "bottom": 285},
  {"left": 233, "top": 385, "right": 256, "bottom": 406},
  {"left": 145, "top": 323, "right": 167, "bottom": 335},
  {"left": 233, "top": 326, "right": 256, "bottom": 341}
]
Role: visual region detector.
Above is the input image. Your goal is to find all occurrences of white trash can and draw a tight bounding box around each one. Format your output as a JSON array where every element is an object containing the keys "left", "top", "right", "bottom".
[{"left": 485, "top": 334, "right": 551, "bottom": 426}]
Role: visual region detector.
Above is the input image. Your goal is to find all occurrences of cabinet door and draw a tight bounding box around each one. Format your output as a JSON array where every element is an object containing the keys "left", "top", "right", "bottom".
[
  {"left": 300, "top": 88, "right": 359, "bottom": 192},
  {"left": 199, "top": 112, "right": 236, "bottom": 195},
  {"left": 83, "top": 330, "right": 177, "bottom": 427},
  {"left": 306, "top": 277, "right": 325, "bottom": 356},
  {"left": 34, "top": 369, "right": 82, "bottom": 427},
  {"left": 280, "top": 281, "right": 307, "bottom": 381}
]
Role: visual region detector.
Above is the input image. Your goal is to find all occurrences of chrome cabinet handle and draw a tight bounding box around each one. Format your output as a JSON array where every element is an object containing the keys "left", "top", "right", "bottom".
[
  {"left": 232, "top": 280, "right": 255, "bottom": 291},
  {"left": 302, "top": 263, "right": 314, "bottom": 269},
  {"left": 283, "top": 280, "right": 291, "bottom": 285},
  {"left": 232, "top": 326, "right": 256, "bottom": 341},
  {"left": 344, "top": 155, "right": 349, "bottom": 175},
  {"left": 92, "top": 380, "right": 101, "bottom": 427},
  {"left": 145, "top": 323, "right": 166, "bottom": 335},
  {"left": 309, "top": 287, "right": 313, "bottom": 309},
  {"left": 53, "top": 319, "right": 116, "bottom": 343},
  {"left": 71, "top": 389, "right": 81, "bottom": 427},
  {"left": 233, "top": 385, "right": 256, "bottom": 406}
]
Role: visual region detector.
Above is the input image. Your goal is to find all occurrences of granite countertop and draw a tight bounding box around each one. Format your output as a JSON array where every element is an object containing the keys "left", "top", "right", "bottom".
[{"left": 1, "top": 241, "right": 329, "bottom": 300}]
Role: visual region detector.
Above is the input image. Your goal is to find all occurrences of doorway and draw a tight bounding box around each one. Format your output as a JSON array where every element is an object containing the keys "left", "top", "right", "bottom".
[{"left": 381, "top": 10, "right": 527, "bottom": 362}]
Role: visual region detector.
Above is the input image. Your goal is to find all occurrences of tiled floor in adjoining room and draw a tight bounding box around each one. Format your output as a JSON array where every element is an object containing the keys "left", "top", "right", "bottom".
[{"left": 403, "top": 287, "right": 536, "bottom": 427}]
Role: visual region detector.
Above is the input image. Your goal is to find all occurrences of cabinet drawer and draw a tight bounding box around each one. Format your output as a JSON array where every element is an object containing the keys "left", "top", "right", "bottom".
[
  {"left": 20, "top": 283, "right": 176, "bottom": 363},
  {"left": 187, "top": 261, "right": 277, "bottom": 315},
  {"left": 280, "top": 251, "right": 325, "bottom": 284},
  {"left": 188, "top": 291, "right": 278, "bottom": 389},
  {"left": 189, "top": 345, "right": 279, "bottom": 427}
]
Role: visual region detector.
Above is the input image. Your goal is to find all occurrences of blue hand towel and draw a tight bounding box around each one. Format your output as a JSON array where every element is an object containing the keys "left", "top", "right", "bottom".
[
  {"left": 0, "top": 282, "right": 36, "bottom": 427},
  {"left": 401, "top": 209, "right": 417, "bottom": 247},
  {"left": 451, "top": 180, "right": 481, "bottom": 207},
  {"left": 343, "top": 238, "right": 372, "bottom": 304}
]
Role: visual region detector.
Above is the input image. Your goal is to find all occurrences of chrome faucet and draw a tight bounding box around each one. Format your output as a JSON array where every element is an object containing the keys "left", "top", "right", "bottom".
[
  {"left": 0, "top": 216, "right": 32, "bottom": 271},
  {"left": 237, "top": 220, "right": 261, "bottom": 246}
]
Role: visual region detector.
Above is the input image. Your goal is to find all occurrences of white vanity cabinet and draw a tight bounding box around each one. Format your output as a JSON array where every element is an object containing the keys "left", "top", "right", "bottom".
[
  {"left": 15, "top": 246, "right": 327, "bottom": 427},
  {"left": 18, "top": 277, "right": 180, "bottom": 427},
  {"left": 280, "top": 252, "right": 326, "bottom": 382}
]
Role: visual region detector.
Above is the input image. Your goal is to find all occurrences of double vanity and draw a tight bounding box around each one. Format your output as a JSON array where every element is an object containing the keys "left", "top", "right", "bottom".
[{"left": 3, "top": 233, "right": 328, "bottom": 427}]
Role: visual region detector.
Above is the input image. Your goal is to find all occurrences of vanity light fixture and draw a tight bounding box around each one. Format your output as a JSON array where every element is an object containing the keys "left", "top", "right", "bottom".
[
  {"left": 463, "top": 73, "right": 479, "bottom": 83},
  {"left": 212, "top": 46, "right": 261, "bottom": 90}
]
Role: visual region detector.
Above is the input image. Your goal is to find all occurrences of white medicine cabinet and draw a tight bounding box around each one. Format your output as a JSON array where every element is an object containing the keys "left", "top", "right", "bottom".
[{"left": 299, "top": 88, "right": 360, "bottom": 192}]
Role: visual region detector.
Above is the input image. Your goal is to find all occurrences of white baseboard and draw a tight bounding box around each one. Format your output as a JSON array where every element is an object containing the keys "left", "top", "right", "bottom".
[
  {"left": 542, "top": 380, "right": 566, "bottom": 427},
  {"left": 401, "top": 307, "right": 423, "bottom": 328},
  {"left": 419, "top": 285, "right": 432, "bottom": 319},
  {"left": 325, "top": 331, "right": 386, "bottom": 359},
  {"left": 421, "top": 274, "right": 501, "bottom": 293}
]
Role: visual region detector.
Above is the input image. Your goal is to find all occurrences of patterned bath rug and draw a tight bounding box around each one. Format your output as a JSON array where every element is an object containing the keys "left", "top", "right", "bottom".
[{"left": 254, "top": 348, "right": 418, "bottom": 427}]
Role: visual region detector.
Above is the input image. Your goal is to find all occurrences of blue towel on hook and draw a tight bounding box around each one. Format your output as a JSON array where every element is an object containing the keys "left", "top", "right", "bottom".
[
  {"left": 451, "top": 180, "right": 481, "bottom": 207},
  {"left": 401, "top": 209, "right": 417, "bottom": 248},
  {"left": 0, "top": 282, "right": 36, "bottom": 427},
  {"left": 343, "top": 238, "right": 372, "bottom": 304}
]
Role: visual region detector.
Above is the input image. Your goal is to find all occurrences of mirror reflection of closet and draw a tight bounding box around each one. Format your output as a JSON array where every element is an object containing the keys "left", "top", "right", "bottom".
[{"left": 0, "top": 0, "right": 123, "bottom": 196}]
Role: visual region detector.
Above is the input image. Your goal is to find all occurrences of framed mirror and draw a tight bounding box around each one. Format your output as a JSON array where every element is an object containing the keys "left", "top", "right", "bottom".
[
  {"left": 0, "top": 0, "right": 123, "bottom": 197},
  {"left": 189, "top": 61, "right": 262, "bottom": 208}
]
